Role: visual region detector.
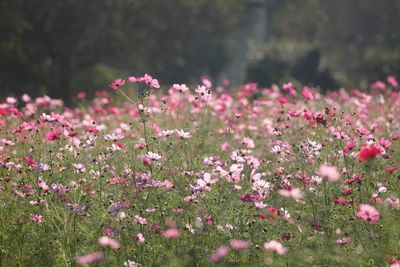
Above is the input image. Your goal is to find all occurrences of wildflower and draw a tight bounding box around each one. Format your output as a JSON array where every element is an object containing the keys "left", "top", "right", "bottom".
[
  {"left": 175, "top": 129, "right": 192, "bottom": 139},
  {"left": 37, "top": 179, "right": 49, "bottom": 191},
  {"left": 136, "top": 233, "right": 145, "bottom": 244},
  {"left": 208, "top": 246, "right": 230, "bottom": 263},
  {"left": 384, "top": 197, "right": 400, "bottom": 209},
  {"left": 46, "top": 131, "right": 62, "bottom": 141},
  {"left": 76, "top": 252, "right": 104, "bottom": 266},
  {"left": 229, "top": 239, "right": 250, "bottom": 250},
  {"left": 124, "top": 260, "right": 139, "bottom": 267},
  {"left": 282, "top": 82, "right": 296, "bottom": 96},
  {"left": 387, "top": 75, "right": 398, "bottom": 88},
  {"left": 31, "top": 214, "right": 44, "bottom": 223},
  {"left": 109, "top": 78, "right": 125, "bottom": 90},
  {"left": 336, "top": 237, "right": 350, "bottom": 245},
  {"left": 134, "top": 215, "right": 147, "bottom": 225},
  {"left": 358, "top": 145, "right": 381, "bottom": 162},
  {"left": 173, "top": 84, "right": 189, "bottom": 93},
  {"left": 263, "top": 240, "right": 288, "bottom": 255},
  {"left": 356, "top": 204, "right": 380, "bottom": 224},
  {"left": 302, "top": 86, "right": 313, "bottom": 100},
  {"left": 240, "top": 194, "right": 262, "bottom": 202},
  {"left": 163, "top": 228, "right": 180, "bottom": 239},
  {"left": 384, "top": 166, "right": 397, "bottom": 173},
  {"left": 278, "top": 187, "right": 304, "bottom": 200},
  {"left": 319, "top": 164, "right": 340, "bottom": 182},
  {"left": 72, "top": 163, "right": 86, "bottom": 173},
  {"left": 98, "top": 236, "right": 120, "bottom": 249},
  {"left": 129, "top": 74, "right": 160, "bottom": 89},
  {"left": 278, "top": 96, "right": 288, "bottom": 105},
  {"left": 371, "top": 80, "right": 386, "bottom": 90},
  {"left": 145, "top": 151, "right": 162, "bottom": 161}
]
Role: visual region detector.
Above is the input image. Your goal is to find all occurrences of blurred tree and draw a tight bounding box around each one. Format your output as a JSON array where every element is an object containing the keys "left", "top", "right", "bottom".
[
  {"left": 265, "top": 0, "right": 400, "bottom": 88},
  {"left": 246, "top": 39, "right": 337, "bottom": 89},
  {"left": 0, "top": 0, "right": 243, "bottom": 101}
]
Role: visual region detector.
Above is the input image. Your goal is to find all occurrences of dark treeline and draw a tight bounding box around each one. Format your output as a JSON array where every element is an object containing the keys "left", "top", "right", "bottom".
[{"left": 1, "top": 0, "right": 399, "bottom": 101}]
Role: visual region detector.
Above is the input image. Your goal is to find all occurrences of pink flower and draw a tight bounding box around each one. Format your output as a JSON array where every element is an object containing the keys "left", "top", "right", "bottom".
[
  {"left": 208, "top": 245, "right": 230, "bottom": 263},
  {"left": 38, "top": 179, "right": 49, "bottom": 191},
  {"left": 336, "top": 237, "right": 350, "bottom": 245},
  {"left": 385, "top": 166, "right": 397, "bottom": 173},
  {"left": 282, "top": 82, "right": 296, "bottom": 96},
  {"left": 371, "top": 80, "right": 386, "bottom": 90},
  {"left": 46, "top": 131, "right": 62, "bottom": 141},
  {"left": 319, "top": 164, "right": 340, "bottom": 182},
  {"left": 98, "top": 236, "right": 120, "bottom": 249},
  {"left": 387, "top": 75, "right": 398, "bottom": 88},
  {"left": 302, "top": 86, "right": 313, "bottom": 100},
  {"left": 129, "top": 74, "right": 160, "bottom": 89},
  {"left": 31, "top": 214, "right": 44, "bottom": 223},
  {"left": 356, "top": 204, "right": 380, "bottom": 224},
  {"left": 136, "top": 233, "right": 145, "bottom": 244},
  {"left": 163, "top": 228, "right": 180, "bottom": 239},
  {"left": 229, "top": 239, "right": 250, "bottom": 250},
  {"left": 278, "top": 96, "right": 288, "bottom": 105},
  {"left": 240, "top": 194, "right": 262, "bottom": 202},
  {"left": 263, "top": 240, "right": 288, "bottom": 255},
  {"left": 384, "top": 197, "right": 400, "bottom": 209},
  {"left": 358, "top": 145, "right": 381, "bottom": 162},
  {"left": 76, "top": 252, "right": 104, "bottom": 266},
  {"left": 109, "top": 78, "right": 125, "bottom": 90},
  {"left": 278, "top": 187, "right": 304, "bottom": 200}
]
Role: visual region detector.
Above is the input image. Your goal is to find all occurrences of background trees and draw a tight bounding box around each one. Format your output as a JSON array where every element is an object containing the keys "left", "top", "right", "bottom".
[{"left": 0, "top": 0, "right": 399, "bottom": 101}]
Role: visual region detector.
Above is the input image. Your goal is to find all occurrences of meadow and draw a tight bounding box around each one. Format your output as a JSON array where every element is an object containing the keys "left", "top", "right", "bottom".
[{"left": 0, "top": 75, "right": 399, "bottom": 266}]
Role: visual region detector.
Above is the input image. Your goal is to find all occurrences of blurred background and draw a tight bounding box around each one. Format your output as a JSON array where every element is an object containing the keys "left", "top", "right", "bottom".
[{"left": 1, "top": 0, "right": 399, "bottom": 101}]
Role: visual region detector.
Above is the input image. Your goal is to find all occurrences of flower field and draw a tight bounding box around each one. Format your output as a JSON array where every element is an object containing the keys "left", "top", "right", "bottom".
[{"left": 0, "top": 75, "right": 399, "bottom": 266}]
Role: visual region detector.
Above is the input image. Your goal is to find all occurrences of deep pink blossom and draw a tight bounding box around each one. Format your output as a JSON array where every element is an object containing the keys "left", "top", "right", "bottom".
[
  {"left": 109, "top": 78, "right": 125, "bottom": 90},
  {"left": 46, "top": 131, "right": 62, "bottom": 141}
]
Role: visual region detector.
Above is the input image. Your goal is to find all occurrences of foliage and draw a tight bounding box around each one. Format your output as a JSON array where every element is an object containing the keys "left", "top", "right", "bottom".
[{"left": 0, "top": 0, "right": 243, "bottom": 101}]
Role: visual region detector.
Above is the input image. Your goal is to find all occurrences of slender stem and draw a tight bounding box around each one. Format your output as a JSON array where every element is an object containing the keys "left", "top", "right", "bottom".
[{"left": 118, "top": 88, "right": 136, "bottom": 105}]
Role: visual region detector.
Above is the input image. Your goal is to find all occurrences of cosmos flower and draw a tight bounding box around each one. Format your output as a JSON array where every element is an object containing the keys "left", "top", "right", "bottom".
[
  {"left": 263, "top": 240, "right": 288, "bottom": 255},
  {"left": 356, "top": 204, "right": 380, "bottom": 224}
]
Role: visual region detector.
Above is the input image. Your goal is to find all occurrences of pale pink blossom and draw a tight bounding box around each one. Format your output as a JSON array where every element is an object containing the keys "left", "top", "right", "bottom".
[
  {"left": 98, "top": 236, "right": 120, "bottom": 249},
  {"left": 136, "top": 233, "right": 145, "bottom": 244},
  {"left": 319, "top": 164, "right": 340, "bottom": 182},
  {"left": 229, "top": 239, "right": 250, "bottom": 250},
  {"left": 278, "top": 187, "right": 304, "bottom": 200},
  {"left": 208, "top": 245, "right": 230, "bottom": 263},
  {"left": 356, "top": 204, "right": 380, "bottom": 224},
  {"left": 76, "top": 252, "right": 104, "bottom": 265},
  {"left": 263, "top": 240, "right": 288, "bottom": 255},
  {"left": 163, "top": 228, "right": 180, "bottom": 239}
]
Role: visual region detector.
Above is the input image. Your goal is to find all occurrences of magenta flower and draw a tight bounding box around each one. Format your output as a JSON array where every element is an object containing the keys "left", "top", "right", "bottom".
[
  {"left": 46, "top": 131, "right": 62, "bottom": 141},
  {"left": 302, "top": 86, "right": 313, "bottom": 100},
  {"left": 356, "top": 204, "right": 380, "bottom": 224},
  {"left": 109, "top": 78, "right": 125, "bottom": 90}
]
